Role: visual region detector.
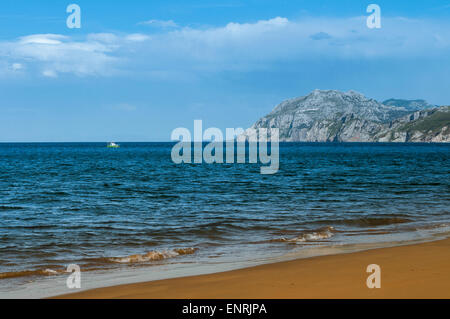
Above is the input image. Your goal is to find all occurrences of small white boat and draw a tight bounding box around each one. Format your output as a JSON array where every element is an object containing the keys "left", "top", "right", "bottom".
[{"left": 107, "top": 142, "right": 120, "bottom": 148}]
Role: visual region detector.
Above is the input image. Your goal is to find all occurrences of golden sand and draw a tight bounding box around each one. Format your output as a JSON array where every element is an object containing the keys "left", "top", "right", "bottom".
[{"left": 56, "top": 238, "right": 450, "bottom": 299}]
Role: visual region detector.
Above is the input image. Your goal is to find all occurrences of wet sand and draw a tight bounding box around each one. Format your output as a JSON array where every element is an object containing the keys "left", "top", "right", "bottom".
[{"left": 56, "top": 238, "right": 450, "bottom": 299}]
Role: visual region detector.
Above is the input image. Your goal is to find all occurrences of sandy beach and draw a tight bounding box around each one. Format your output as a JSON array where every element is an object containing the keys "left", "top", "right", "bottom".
[{"left": 56, "top": 238, "right": 450, "bottom": 299}]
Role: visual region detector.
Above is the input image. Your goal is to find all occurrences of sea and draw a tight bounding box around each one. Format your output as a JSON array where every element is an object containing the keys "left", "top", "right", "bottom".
[{"left": 0, "top": 142, "right": 449, "bottom": 298}]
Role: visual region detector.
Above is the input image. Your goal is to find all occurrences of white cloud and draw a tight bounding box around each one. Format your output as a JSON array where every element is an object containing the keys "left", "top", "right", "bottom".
[
  {"left": 11, "top": 63, "right": 23, "bottom": 71},
  {"left": 0, "top": 61, "right": 25, "bottom": 76},
  {"left": 161, "top": 16, "right": 450, "bottom": 61},
  {"left": 0, "top": 16, "right": 449, "bottom": 79},
  {"left": 42, "top": 69, "right": 57, "bottom": 78},
  {"left": 86, "top": 33, "right": 120, "bottom": 43},
  {"left": 138, "top": 19, "right": 178, "bottom": 28},
  {"left": 125, "top": 33, "right": 150, "bottom": 42},
  {"left": 19, "top": 34, "right": 67, "bottom": 45},
  {"left": 0, "top": 33, "right": 120, "bottom": 78}
]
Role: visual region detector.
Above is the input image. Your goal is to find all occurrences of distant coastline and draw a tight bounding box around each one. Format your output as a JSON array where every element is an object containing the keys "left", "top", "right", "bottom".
[{"left": 246, "top": 90, "right": 450, "bottom": 143}]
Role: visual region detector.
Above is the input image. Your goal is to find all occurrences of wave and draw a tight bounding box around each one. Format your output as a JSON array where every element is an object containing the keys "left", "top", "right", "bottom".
[
  {"left": 415, "top": 222, "right": 449, "bottom": 230},
  {"left": 0, "top": 268, "right": 64, "bottom": 280},
  {"left": 107, "top": 248, "right": 197, "bottom": 263},
  {"left": 272, "top": 226, "right": 335, "bottom": 243},
  {"left": 0, "top": 248, "right": 198, "bottom": 280}
]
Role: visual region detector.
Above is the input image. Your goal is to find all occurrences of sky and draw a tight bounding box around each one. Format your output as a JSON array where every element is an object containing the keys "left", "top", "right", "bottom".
[{"left": 0, "top": 0, "right": 449, "bottom": 142}]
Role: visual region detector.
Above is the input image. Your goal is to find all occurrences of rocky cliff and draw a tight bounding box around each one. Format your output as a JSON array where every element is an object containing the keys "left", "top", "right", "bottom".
[
  {"left": 246, "top": 90, "right": 449, "bottom": 142},
  {"left": 382, "top": 98, "right": 437, "bottom": 112}
]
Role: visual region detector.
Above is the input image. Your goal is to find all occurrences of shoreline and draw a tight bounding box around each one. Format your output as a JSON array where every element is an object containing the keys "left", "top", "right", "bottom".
[{"left": 55, "top": 237, "right": 450, "bottom": 299}]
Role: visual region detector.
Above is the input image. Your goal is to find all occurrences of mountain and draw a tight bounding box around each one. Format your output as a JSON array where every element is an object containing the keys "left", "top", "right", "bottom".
[
  {"left": 382, "top": 98, "right": 437, "bottom": 111},
  {"left": 245, "top": 90, "right": 449, "bottom": 142},
  {"left": 375, "top": 106, "right": 450, "bottom": 142}
]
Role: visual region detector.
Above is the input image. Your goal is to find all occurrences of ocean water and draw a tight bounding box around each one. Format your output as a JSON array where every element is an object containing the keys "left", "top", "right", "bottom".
[{"left": 0, "top": 142, "right": 449, "bottom": 297}]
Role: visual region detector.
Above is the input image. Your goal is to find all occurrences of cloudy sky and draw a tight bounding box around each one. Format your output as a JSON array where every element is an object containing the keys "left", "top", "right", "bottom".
[{"left": 1, "top": 0, "right": 449, "bottom": 141}]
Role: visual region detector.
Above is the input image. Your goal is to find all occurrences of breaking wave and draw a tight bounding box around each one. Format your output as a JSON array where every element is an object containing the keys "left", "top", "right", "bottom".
[
  {"left": 272, "top": 226, "right": 336, "bottom": 243},
  {"left": 0, "top": 248, "right": 198, "bottom": 280},
  {"left": 107, "top": 248, "right": 198, "bottom": 263},
  {"left": 0, "top": 268, "right": 65, "bottom": 280}
]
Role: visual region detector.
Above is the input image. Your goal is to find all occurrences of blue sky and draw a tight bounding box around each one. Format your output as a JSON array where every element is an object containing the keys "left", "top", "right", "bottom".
[{"left": 0, "top": 0, "right": 449, "bottom": 141}]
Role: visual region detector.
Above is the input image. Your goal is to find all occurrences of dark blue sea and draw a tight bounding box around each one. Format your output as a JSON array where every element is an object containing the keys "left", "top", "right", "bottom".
[{"left": 0, "top": 142, "right": 449, "bottom": 297}]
